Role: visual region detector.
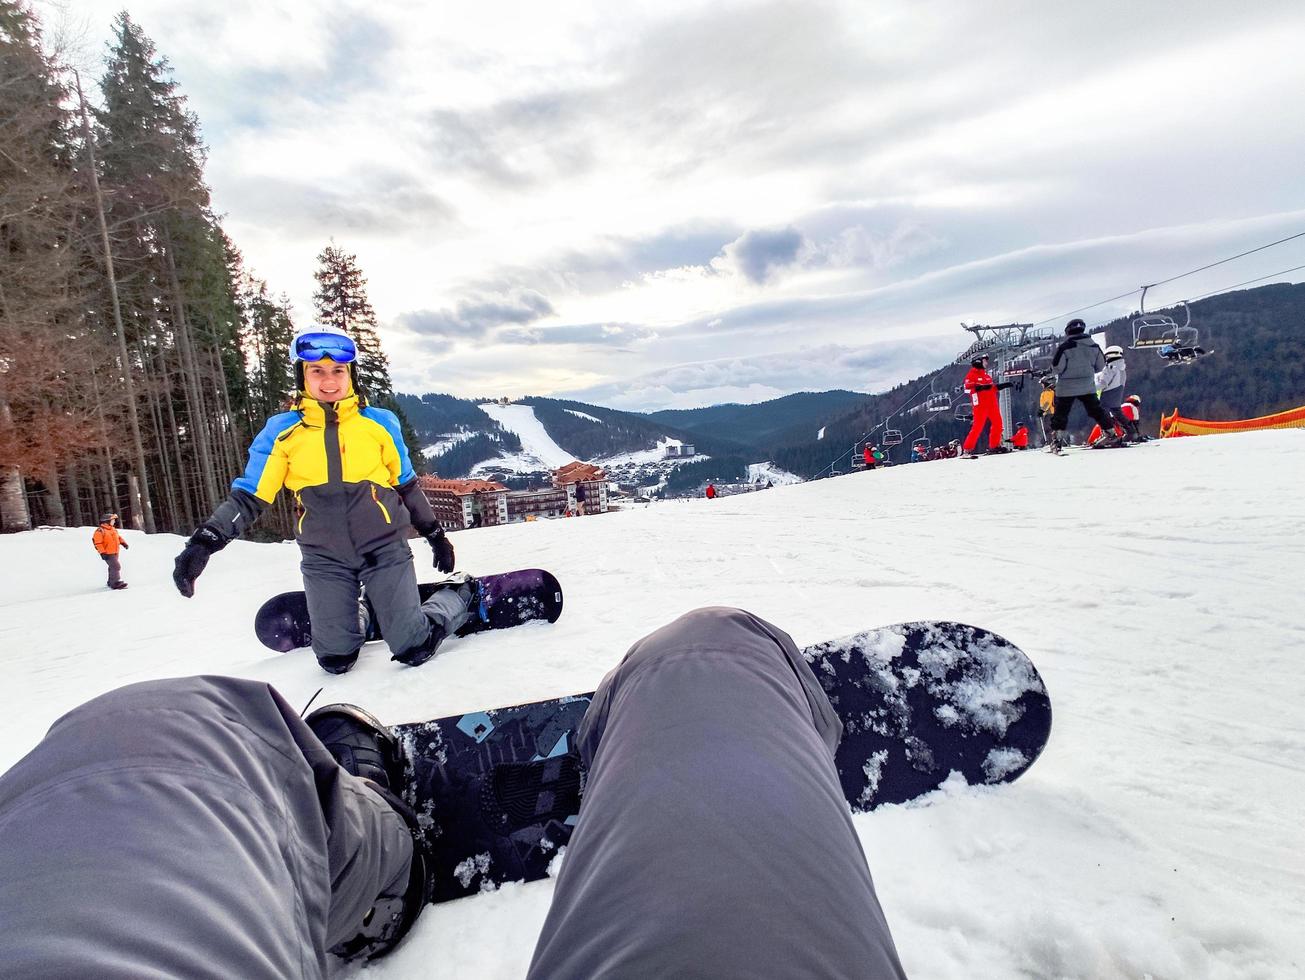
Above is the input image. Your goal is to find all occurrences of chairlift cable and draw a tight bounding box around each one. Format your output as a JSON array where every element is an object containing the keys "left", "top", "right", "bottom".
[
  {"left": 1025, "top": 229, "right": 1305, "bottom": 328},
  {"left": 1144, "top": 231, "right": 1305, "bottom": 291},
  {"left": 1184, "top": 262, "right": 1305, "bottom": 303}
]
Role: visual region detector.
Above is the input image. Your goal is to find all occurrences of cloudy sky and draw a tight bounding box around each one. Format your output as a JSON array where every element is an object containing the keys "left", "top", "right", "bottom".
[{"left": 46, "top": 0, "right": 1305, "bottom": 410}]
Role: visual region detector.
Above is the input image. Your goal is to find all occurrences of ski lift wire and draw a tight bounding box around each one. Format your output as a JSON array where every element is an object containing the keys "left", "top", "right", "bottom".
[
  {"left": 1145, "top": 231, "right": 1305, "bottom": 291},
  {"left": 1025, "top": 229, "right": 1305, "bottom": 329},
  {"left": 1184, "top": 262, "right": 1305, "bottom": 303}
]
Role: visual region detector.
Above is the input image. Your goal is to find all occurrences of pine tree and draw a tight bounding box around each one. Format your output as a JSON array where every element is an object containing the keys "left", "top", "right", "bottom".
[
  {"left": 94, "top": 12, "right": 250, "bottom": 523},
  {"left": 0, "top": 2, "right": 112, "bottom": 526},
  {"left": 312, "top": 243, "right": 393, "bottom": 397}
]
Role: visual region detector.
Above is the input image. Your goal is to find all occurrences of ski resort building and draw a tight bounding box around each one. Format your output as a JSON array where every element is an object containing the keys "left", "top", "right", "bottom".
[
  {"left": 418, "top": 477, "right": 509, "bottom": 530},
  {"left": 551, "top": 462, "right": 610, "bottom": 516},
  {"left": 422, "top": 464, "right": 609, "bottom": 529},
  {"left": 664, "top": 443, "right": 696, "bottom": 458}
]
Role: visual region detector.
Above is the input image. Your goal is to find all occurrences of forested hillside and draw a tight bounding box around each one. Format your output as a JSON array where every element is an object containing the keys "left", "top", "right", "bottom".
[
  {"left": 649, "top": 390, "right": 866, "bottom": 448},
  {"left": 763, "top": 283, "right": 1305, "bottom": 477},
  {"left": 1, "top": 6, "right": 411, "bottom": 536}
]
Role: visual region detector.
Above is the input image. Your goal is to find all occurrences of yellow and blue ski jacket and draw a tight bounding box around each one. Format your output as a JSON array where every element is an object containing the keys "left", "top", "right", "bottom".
[{"left": 212, "top": 393, "right": 438, "bottom": 556}]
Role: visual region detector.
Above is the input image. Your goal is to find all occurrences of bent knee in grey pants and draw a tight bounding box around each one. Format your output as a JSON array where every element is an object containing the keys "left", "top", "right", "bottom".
[
  {"left": 0, "top": 676, "right": 412, "bottom": 980},
  {"left": 527, "top": 606, "right": 907, "bottom": 979}
]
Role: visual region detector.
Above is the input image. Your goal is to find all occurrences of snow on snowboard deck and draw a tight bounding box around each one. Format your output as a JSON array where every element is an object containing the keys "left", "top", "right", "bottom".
[
  {"left": 390, "top": 620, "right": 1052, "bottom": 904},
  {"left": 253, "top": 569, "right": 563, "bottom": 653}
]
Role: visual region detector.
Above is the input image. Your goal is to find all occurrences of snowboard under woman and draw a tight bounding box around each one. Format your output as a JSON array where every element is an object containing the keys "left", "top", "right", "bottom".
[{"left": 172, "top": 326, "right": 469, "bottom": 674}]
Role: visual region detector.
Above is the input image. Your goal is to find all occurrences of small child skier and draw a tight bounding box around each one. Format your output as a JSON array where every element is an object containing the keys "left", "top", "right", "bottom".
[
  {"left": 92, "top": 513, "right": 129, "bottom": 590},
  {"left": 171, "top": 325, "right": 468, "bottom": 674}
]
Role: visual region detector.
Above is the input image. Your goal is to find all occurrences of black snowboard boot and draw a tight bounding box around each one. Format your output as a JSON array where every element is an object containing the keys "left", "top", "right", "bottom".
[
  {"left": 305, "top": 704, "right": 432, "bottom": 961},
  {"left": 317, "top": 648, "right": 360, "bottom": 675},
  {"left": 391, "top": 623, "right": 447, "bottom": 668}
]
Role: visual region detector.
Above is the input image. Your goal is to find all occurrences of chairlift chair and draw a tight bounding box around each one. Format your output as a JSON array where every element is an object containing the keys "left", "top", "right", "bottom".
[
  {"left": 925, "top": 392, "right": 950, "bottom": 413},
  {"left": 1131, "top": 286, "right": 1192, "bottom": 349},
  {"left": 883, "top": 428, "right": 903, "bottom": 447}
]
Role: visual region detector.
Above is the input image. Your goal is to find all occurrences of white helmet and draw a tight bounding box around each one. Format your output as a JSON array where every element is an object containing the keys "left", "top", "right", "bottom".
[{"left": 1105, "top": 345, "right": 1124, "bottom": 360}]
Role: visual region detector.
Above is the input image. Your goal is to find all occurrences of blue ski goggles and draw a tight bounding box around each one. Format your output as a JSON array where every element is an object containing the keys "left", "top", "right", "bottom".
[{"left": 293, "top": 332, "right": 357, "bottom": 363}]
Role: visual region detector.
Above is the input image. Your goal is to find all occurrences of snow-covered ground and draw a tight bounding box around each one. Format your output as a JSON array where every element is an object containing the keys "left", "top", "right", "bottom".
[
  {"left": 597, "top": 435, "right": 687, "bottom": 468},
  {"left": 478, "top": 403, "right": 578, "bottom": 470},
  {"left": 421, "top": 428, "right": 476, "bottom": 459},
  {"left": 3, "top": 430, "right": 1304, "bottom": 978},
  {"left": 747, "top": 460, "right": 803, "bottom": 485},
  {"left": 563, "top": 408, "right": 602, "bottom": 423}
]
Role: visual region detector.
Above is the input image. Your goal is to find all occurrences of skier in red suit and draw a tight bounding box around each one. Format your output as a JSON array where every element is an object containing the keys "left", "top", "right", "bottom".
[{"left": 962, "top": 355, "right": 1013, "bottom": 455}]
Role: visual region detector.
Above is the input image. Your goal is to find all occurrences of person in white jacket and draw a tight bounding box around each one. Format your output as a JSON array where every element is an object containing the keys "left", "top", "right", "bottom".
[{"left": 1096, "top": 345, "right": 1128, "bottom": 439}]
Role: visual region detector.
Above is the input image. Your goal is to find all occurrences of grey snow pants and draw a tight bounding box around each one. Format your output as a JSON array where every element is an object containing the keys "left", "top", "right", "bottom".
[
  {"left": 301, "top": 538, "right": 471, "bottom": 668},
  {"left": 101, "top": 552, "right": 122, "bottom": 587},
  {"left": 0, "top": 609, "right": 906, "bottom": 979},
  {"left": 527, "top": 606, "right": 908, "bottom": 979},
  {"left": 1099, "top": 386, "right": 1125, "bottom": 430},
  {"left": 0, "top": 676, "right": 412, "bottom": 980}
]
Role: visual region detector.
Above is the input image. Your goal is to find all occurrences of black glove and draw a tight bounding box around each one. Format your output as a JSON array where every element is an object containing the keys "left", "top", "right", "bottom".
[
  {"left": 173, "top": 525, "right": 226, "bottom": 598},
  {"left": 120, "top": 541, "right": 130, "bottom": 550},
  {"left": 425, "top": 528, "right": 455, "bottom": 574}
]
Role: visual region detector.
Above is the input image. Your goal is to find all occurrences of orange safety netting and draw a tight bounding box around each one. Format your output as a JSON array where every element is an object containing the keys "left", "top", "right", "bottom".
[{"left": 1159, "top": 402, "right": 1305, "bottom": 438}]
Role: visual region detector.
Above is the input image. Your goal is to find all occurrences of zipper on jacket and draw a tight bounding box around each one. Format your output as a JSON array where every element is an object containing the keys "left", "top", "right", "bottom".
[
  {"left": 323, "top": 403, "right": 342, "bottom": 485},
  {"left": 295, "top": 491, "right": 307, "bottom": 535},
  {"left": 370, "top": 485, "right": 392, "bottom": 524}
]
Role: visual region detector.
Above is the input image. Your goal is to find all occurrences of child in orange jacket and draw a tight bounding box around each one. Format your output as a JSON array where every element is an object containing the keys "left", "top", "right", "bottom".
[{"left": 92, "top": 513, "right": 129, "bottom": 590}]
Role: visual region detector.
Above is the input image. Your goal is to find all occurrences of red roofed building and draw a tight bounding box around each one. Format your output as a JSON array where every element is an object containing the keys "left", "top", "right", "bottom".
[
  {"left": 418, "top": 476, "right": 508, "bottom": 530},
  {"left": 551, "top": 462, "right": 609, "bottom": 516}
]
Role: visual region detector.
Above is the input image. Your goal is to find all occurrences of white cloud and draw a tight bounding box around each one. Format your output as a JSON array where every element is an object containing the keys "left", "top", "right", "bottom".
[{"left": 45, "top": 0, "right": 1305, "bottom": 412}]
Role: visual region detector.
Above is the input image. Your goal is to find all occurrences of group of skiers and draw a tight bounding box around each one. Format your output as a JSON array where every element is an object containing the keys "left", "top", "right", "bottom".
[{"left": 961, "top": 319, "right": 1149, "bottom": 457}]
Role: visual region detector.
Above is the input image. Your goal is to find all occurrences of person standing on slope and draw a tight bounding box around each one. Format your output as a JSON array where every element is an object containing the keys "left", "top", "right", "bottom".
[
  {"left": 171, "top": 325, "right": 465, "bottom": 674},
  {"left": 1090, "top": 345, "right": 1128, "bottom": 445},
  {"left": 962, "top": 354, "right": 1014, "bottom": 456},
  {"left": 1048, "top": 320, "right": 1119, "bottom": 453},
  {"left": 705, "top": 483, "right": 717, "bottom": 499},
  {"left": 92, "top": 513, "right": 129, "bottom": 590}
]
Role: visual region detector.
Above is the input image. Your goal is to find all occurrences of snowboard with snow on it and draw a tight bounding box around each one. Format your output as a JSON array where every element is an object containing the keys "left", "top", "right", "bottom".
[
  {"left": 254, "top": 569, "right": 563, "bottom": 653},
  {"left": 383, "top": 620, "right": 1052, "bottom": 904}
]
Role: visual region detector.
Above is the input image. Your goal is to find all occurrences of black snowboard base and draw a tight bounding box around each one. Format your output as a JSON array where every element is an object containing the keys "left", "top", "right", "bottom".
[
  {"left": 386, "top": 621, "right": 1052, "bottom": 905},
  {"left": 254, "top": 568, "right": 563, "bottom": 653}
]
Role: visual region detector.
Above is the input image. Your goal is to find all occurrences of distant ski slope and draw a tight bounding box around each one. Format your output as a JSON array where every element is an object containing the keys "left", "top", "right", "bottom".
[{"left": 478, "top": 403, "right": 578, "bottom": 469}]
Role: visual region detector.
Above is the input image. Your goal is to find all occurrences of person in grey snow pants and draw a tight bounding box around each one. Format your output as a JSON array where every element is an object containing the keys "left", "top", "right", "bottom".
[
  {"left": 1049, "top": 319, "right": 1117, "bottom": 448},
  {"left": 0, "top": 609, "right": 907, "bottom": 979},
  {"left": 0, "top": 676, "right": 415, "bottom": 979},
  {"left": 170, "top": 326, "right": 464, "bottom": 674}
]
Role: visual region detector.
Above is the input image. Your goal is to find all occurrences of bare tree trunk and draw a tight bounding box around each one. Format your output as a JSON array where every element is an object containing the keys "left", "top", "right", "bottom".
[
  {"left": 159, "top": 226, "right": 220, "bottom": 514},
  {"left": 41, "top": 462, "right": 67, "bottom": 526},
  {"left": 86, "top": 364, "right": 122, "bottom": 517},
  {"left": 74, "top": 73, "right": 155, "bottom": 533},
  {"left": 0, "top": 465, "right": 31, "bottom": 532},
  {"left": 67, "top": 465, "right": 86, "bottom": 527},
  {"left": 207, "top": 344, "right": 243, "bottom": 478},
  {"left": 159, "top": 334, "right": 199, "bottom": 527}
]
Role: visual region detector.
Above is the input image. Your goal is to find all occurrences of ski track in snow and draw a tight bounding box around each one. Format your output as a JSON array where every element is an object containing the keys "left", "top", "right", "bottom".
[
  {"left": 478, "top": 403, "right": 578, "bottom": 470},
  {"left": 3, "top": 431, "right": 1305, "bottom": 978}
]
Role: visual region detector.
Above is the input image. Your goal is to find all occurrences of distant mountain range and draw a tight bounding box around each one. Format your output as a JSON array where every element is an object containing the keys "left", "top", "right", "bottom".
[{"left": 398, "top": 282, "right": 1305, "bottom": 490}]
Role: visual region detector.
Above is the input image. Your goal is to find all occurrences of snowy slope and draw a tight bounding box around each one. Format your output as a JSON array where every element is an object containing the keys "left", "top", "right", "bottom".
[
  {"left": 3, "top": 431, "right": 1305, "bottom": 978},
  {"left": 747, "top": 460, "right": 802, "bottom": 485},
  {"left": 477, "top": 403, "right": 578, "bottom": 470}
]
